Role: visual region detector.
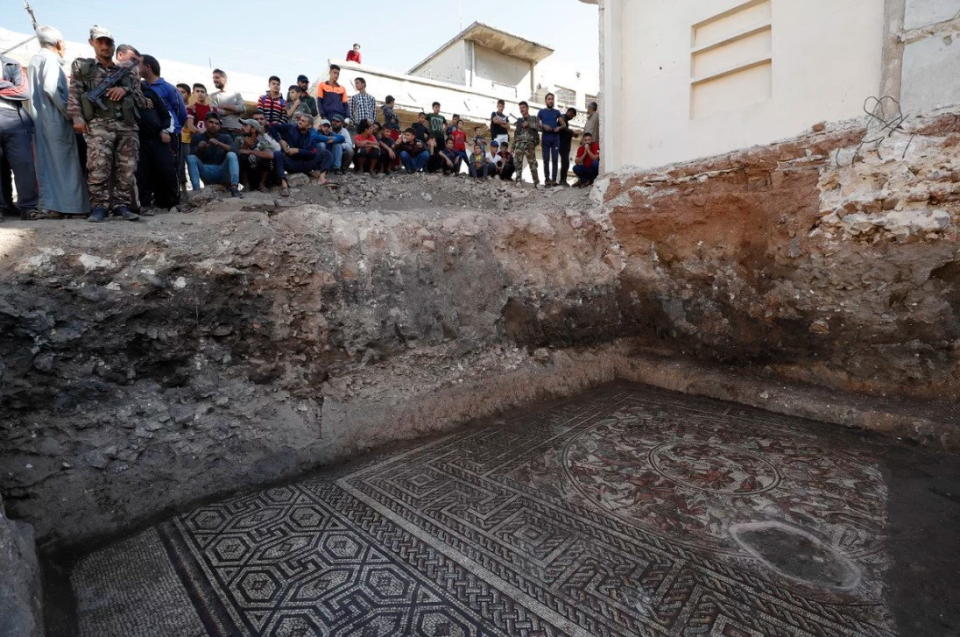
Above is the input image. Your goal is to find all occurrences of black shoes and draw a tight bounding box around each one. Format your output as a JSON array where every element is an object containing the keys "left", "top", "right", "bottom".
[
  {"left": 114, "top": 206, "right": 140, "bottom": 221},
  {"left": 87, "top": 206, "right": 108, "bottom": 222}
]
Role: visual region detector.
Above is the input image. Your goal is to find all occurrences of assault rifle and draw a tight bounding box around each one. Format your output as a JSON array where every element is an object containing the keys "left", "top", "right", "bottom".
[{"left": 84, "top": 63, "right": 134, "bottom": 111}]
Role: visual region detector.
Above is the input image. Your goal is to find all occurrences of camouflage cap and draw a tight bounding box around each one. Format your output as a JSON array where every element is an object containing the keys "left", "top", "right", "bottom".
[{"left": 89, "top": 25, "right": 113, "bottom": 41}]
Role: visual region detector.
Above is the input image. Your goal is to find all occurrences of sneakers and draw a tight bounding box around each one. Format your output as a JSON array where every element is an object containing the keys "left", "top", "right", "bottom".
[
  {"left": 114, "top": 205, "right": 140, "bottom": 221},
  {"left": 87, "top": 206, "right": 108, "bottom": 223},
  {"left": 229, "top": 186, "right": 244, "bottom": 198}
]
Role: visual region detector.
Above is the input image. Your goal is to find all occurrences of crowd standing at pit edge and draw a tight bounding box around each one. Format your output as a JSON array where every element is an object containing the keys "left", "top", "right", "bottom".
[{"left": 0, "top": 27, "right": 602, "bottom": 224}]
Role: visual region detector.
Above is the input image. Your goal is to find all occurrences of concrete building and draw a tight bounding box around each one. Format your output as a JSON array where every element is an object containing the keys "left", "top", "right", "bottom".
[
  {"left": 580, "top": 0, "right": 960, "bottom": 172},
  {"left": 407, "top": 21, "right": 598, "bottom": 113},
  {"left": 408, "top": 22, "right": 552, "bottom": 102},
  {"left": 324, "top": 23, "right": 598, "bottom": 135}
]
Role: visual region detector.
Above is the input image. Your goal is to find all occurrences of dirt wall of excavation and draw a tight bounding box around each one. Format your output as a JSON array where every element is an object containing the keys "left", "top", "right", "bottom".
[
  {"left": 601, "top": 113, "right": 960, "bottom": 398},
  {"left": 1, "top": 111, "right": 958, "bottom": 547}
]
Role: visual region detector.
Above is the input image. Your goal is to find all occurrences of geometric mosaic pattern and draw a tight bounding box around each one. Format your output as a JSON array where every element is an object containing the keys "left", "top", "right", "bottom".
[{"left": 73, "top": 383, "right": 895, "bottom": 636}]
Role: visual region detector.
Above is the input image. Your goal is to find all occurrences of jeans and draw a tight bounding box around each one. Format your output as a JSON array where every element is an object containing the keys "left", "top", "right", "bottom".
[
  {"left": 469, "top": 161, "right": 495, "bottom": 179},
  {"left": 541, "top": 134, "right": 560, "bottom": 182},
  {"left": 187, "top": 152, "right": 239, "bottom": 190},
  {"left": 320, "top": 143, "right": 342, "bottom": 171},
  {"left": 399, "top": 150, "right": 430, "bottom": 173},
  {"left": 573, "top": 163, "right": 599, "bottom": 182},
  {"left": 0, "top": 109, "right": 38, "bottom": 211}
]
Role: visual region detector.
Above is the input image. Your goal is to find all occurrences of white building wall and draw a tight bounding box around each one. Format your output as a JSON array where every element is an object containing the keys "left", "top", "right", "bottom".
[
  {"left": 599, "top": 0, "right": 886, "bottom": 171},
  {"left": 332, "top": 59, "right": 548, "bottom": 126},
  {"left": 900, "top": 0, "right": 960, "bottom": 113},
  {"left": 471, "top": 45, "right": 533, "bottom": 100},
  {"left": 410, "top": 42, "right": 467, "bottom": 86}
]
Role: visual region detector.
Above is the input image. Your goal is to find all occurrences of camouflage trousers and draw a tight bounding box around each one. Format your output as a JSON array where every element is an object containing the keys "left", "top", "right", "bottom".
[
  {"left": 84, "top": 118, "right": 139, "bottom": 209},
  {"left": 513, "top": 142, "right": 539, "bottom": 183}
]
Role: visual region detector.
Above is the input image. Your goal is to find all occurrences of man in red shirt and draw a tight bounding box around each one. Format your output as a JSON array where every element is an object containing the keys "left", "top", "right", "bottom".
[
  {"left": 573, "top": 133, "right": 599, "bottom": 187},
  {"left": 449, "top": 120, "right": 468, "bottom": 168},
  {"left": 346, "top": 44, "right": 362, "bottom": 63},
  {"left": 185, "top": 83, "right": 211, "bottom": 137}
]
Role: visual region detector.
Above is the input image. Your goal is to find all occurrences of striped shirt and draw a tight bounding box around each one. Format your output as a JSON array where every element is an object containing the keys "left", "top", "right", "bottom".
[
  {"left": 257, "top": 93, "right": 287, "bottom": 124},
  {"left": 349, "top": 92, "right": 377, "bottom": 125}
]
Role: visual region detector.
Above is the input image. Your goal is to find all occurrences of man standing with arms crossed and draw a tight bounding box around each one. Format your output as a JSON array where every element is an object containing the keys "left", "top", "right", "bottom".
[
  {"left": 210, "top": 68, "right": 245, "bottom": 137},
  {"left": 67, "top": 25, "right": 146, "bottom": 222},
  {"left": 490, "top": 99, "right": 509, "bottom": 147}
]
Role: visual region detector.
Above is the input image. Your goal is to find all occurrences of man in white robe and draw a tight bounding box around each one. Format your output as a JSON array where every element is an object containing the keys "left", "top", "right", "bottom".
[{"left": 29, "top": 25, "right": 89, "bottom": 216}]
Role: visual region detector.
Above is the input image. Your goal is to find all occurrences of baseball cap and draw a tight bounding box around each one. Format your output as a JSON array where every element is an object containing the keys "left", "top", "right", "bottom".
[
  {"left": 490, "top": 140, "right": 499, "bottom": 146},
  {"left": 297, "top": 74, "right": 309, "bottom": 83},
  {"left": 317, "top": 118, "right": 331, "bottom": 126},
  {"left": 330, "top": 113, "right": 344, "bottom": 122},
  {"left": 239, "top": 118, "right": 263, "bottom": 133},
  {"left": 89, "top": 25, "right": 113, "bottom": 40}
]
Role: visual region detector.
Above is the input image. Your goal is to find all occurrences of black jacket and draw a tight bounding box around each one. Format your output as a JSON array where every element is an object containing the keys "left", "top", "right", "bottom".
[{"left": 139, "top": 83, "right": 171, "bottom": 139}]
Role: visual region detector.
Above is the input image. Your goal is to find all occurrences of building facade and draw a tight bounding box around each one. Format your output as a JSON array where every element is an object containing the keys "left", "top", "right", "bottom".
[
  {"left": 581, "top": 0, "right": 960, "bottom": 172},
  {"left": 407, "top": 21, "right": 597, "bottom": 113}
]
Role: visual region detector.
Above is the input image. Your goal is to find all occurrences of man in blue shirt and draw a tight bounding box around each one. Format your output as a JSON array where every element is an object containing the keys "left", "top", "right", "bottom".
[
  {"left": 273, "top": 112, "right": 333, "bottom": 185},
  {"left": 537, "top": 93, "right": 563, "bottom": 187},
  {"left": 314, "top": 118, "right": 347, "bottom": 175}
]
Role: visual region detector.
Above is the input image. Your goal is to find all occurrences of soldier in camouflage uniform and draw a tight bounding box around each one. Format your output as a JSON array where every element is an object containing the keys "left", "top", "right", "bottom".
[
  {"left": 512, "top": 101, "right": 540, "bottom": 186},
  {"left": 66, "top": 26, "right": 146, "bottom": 222}
]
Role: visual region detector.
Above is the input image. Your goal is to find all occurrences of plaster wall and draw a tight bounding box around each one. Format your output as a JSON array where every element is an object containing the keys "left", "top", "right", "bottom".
[
  {"left": 900, "top": 0, "right": 960, "bottom": 113},
  {"left": 471, "top": 45, "right": 533, "bottom": 100},
  {"left": 599, "top": 0, "right": 885, "bottom": 171},
  {"left": 904, "top": 0, "right": 960, "bottom": 29},
  {"left": 410, "top": 41, "right": 467, "bottom": 86}
]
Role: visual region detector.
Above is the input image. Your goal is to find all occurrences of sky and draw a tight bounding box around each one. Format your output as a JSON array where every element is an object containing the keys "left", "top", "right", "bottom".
[{"left": 10, "top": 0, "right": 599, "bottom": 87}]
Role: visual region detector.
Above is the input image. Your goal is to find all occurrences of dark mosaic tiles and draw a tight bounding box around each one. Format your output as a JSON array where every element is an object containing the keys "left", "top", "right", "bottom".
[{"left": 71, "top": 384, "right": 915, "bottom": 636}]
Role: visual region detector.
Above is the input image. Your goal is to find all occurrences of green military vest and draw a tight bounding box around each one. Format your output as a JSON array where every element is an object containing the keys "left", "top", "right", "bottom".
[{"left": 73, "top": 58, "right": 140, "bottom": 125}]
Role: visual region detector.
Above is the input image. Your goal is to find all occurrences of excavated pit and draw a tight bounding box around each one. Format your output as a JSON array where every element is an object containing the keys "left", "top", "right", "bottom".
[{"left": 1, "top": 110, "right": 960, "bottom": 635}]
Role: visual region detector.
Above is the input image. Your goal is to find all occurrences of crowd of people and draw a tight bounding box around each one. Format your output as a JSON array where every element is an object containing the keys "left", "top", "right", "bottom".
[{"left": 0, "top": 26, "right": 601, "bottom": 224}]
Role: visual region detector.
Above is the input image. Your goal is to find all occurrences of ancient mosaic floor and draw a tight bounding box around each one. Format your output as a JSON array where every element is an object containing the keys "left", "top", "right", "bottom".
[{"left": 71, "top": 384, "right": 896, "bottom": 636}]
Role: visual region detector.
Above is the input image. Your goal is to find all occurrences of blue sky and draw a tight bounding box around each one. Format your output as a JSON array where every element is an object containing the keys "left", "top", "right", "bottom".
[{"left": 12, "top": 0, "right": 599, "bottom": 86}]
